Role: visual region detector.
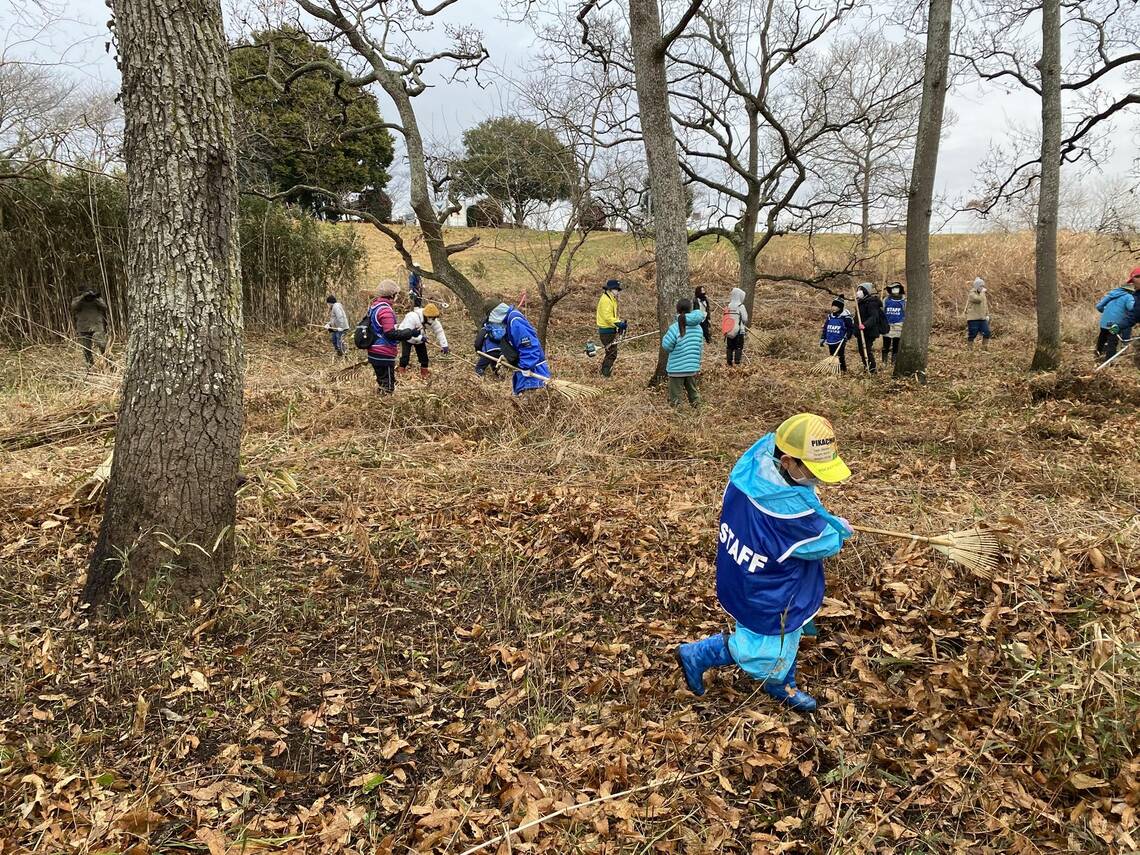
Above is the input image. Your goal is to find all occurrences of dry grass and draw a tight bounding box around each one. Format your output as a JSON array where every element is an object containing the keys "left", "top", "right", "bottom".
[{"left": 1, "top": 235, "right": 1139, "bottom": 854}]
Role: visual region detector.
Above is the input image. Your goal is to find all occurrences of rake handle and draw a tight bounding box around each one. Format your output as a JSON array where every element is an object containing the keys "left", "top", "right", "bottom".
[{"left": 850, "top": 524, "right": 956, "bottom": 549}]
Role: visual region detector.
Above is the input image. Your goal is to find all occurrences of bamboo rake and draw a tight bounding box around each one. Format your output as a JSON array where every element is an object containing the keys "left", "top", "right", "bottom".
[{"left": 852, "top": 523, "right": 1001, "bottom": 575}]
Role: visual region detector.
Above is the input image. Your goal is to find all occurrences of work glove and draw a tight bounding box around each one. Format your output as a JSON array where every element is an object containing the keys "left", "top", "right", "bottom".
[
  {"left": 616, "top": 320, "right": 628, "bottom": 333},
  {"left": 441, "top": 346, "right": 450, "bottom": 355},
  {"left": 838, "top": 517, "right": 854, "bottom": 537}
]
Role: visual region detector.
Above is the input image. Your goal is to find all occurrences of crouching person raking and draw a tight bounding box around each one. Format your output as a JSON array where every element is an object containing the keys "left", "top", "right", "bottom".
[{"left": 676, "top": 413, "right": 853, "bottom": 712}]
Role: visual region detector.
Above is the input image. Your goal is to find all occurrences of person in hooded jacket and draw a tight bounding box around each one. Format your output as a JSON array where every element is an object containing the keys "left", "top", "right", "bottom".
[
  {"left": 325, "top": 295, "right": 350, "bottom": 358},
  {"left": 365, "top": 280, "right": 417, "bottom": 393},
  {"left": 853, "top": 283, "right": 884, "bottom": 373},
  {"left": 965, "top": 277, "right": 992, "bottom": 350},
  {"left": 694, "top": 285, "right": 713, "bottom": 344},
  {"left": 819, "top": 297, "right": 853, "bottom": 372},
  {"left": 483, "top": 302, "right": 551, "bottom": 395},
  {"left": 675, "top": 413, "right": 853, "bottom": 712},
  {"left": 474, "top": 300, "right": 504, "bottom": 379},
  {"left": 881, "top": 283, "right": 906, "bottom": 365},
  {"left": 1094, "top": 268, "right": 1138, "bottom": 362},
  {"left": 723, "top": 287, "right": 749, "bottom": 366},
  {"left": 595, "top": 279, "right": 626, "bottom": 377},
  {"left": 70, "top": 289, "right": 110, "bottom": 367},
  {"left": 662, "top": 298, "right": 706, "bottom": 407}
]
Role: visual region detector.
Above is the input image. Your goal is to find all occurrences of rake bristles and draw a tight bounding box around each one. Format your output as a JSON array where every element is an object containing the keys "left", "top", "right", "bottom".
[
  {"left": 545, "top": 378, "right": 602, "bottom": 401},
  {"left": 810, "top": 354, "right": 842, "bottom": 376},
  {"left": 852, "top": 524, "right": 1002, "bottom": 576}
]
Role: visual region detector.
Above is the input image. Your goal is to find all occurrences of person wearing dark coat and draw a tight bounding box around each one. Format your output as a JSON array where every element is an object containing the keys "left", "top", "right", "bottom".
[
  {"left": 693, "top": 285, "right": 712, "bottom": 344},
  {"left": 854, "top": 283, "right": 885, "bottom": 374}
]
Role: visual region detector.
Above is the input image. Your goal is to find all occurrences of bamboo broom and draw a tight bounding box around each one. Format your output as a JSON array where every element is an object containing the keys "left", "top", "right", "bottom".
[
  {"left": 478, "top": 351, "right": 601, "bottom": 401},
  {"left": 851, "top": 523, "right": 1001, "bottom": 575}
]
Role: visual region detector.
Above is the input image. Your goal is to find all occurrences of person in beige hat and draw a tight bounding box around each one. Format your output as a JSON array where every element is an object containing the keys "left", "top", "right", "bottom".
[{"left": 361, "top": 280, "right": 415, "bottom": 392}]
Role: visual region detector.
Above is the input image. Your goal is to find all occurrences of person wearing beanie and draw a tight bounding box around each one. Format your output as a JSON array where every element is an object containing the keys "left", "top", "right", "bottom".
[
  {"left": 675, "top": 413, "right": 853, "bottom": 712},
  {"left": 853, "top": 283, "right": 885, "bottom": 373},
  {"left": 965, "top": 277, "right": 992, "bottom": 350},
  {"left": 324, "top": 295, "right": 350, "bottom": 358},
  {"left": 397, "top": 301, "right": 449, "bottom": 378},
  {"left": 1094, "top": 268, "right": 1139, "bottom": 362},
  {"left": 881, "top": 283, "right": 906, "bottom": 365},
  {"left": 595, "top": 279, "right": 626, "bottom": 377},
  {"left": 365, "top": 280, "right": 417, "bottom": 393},
  {"left": 694, "top": 285, "right": 713, "bottom": 344},
  {"left": 662, "top": 297, "right": 706, "bottom": 407},
  {"left": 819, "top": 297, "right": 854, "bottom": 372},
  {"left": 724, "top": 287, "right": 749, "bottom": 366}
]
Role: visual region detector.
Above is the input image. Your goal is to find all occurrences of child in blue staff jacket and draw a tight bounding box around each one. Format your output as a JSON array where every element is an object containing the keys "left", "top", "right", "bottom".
[
  {"left": 819, "top": 298, "right": 853, "bottom": 372},
  {"left": 881, "top": 283, "right": 906, "bottom": 365},
  {"left": 676, "top": 413, "right": 853, "bottom": 712}
]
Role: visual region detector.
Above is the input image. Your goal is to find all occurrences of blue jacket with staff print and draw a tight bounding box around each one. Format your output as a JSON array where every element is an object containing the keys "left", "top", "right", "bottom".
[
  {"left": 715, "top": 434, "right": 851, "bottom": 636},
  {"left": 487, "top": 303, "right": 551, "bottom": 394}
]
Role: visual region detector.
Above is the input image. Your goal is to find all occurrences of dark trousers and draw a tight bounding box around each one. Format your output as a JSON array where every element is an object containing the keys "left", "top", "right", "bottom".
[
  {"left": 726, "top": 333, "right": 744, "bottom": 365},
  {"left": 329, "top": 329, "right": 346, "bottom": 356},
  {"left": 1095, "top": 328, "right": 1120, "bottom": 361},
  {"left": 855, "top": 331, "right": 877, "bottom": 372},
  {"left": 599, "top": 331, "right": 618, "bottom": 376},
  {"left": 369, "top": 355, "right": 396, "bottom": 393},
  {"left": 399, "top": 341, "right": 429, "bottom": 369},
  {"left": 475, "top": 350, "right": 502, "bottom": 377},
  {"left": 881, "top": 336, "right": 900, "bottom": 363},
  {"left": 78, "top": 329, "right": 106, "bottom": 366},
  {"left": 667, "top": 374, "right": 701, "bottom": 407},
  {"left": 827, "top": 340, "right": 848, "bottom": 372}
]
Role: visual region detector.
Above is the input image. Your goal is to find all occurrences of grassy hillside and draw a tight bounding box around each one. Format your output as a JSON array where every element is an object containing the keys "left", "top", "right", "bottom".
[{"left": 1, "top": 232, "right": 1138, "bottom": 853}]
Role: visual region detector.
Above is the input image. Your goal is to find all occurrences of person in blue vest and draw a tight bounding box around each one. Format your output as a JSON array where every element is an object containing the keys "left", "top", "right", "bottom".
[
  {"left": 408, "top": 266, "right": 423, "bottom": 308},
  {"left": 483, "top": 302, "right": 551, "bottom": 395},
  {"left": 1094, "top": 268, "right": 1138, "bottom": 362},
  {"left": 881, "top": 283, "right": 906, "bottom": 365},
  {"left": 819, "top": 297, "right": 853, "bottom": 372},
  {"left": 675, "top": 413, "right": 854, "bottom": 712}
]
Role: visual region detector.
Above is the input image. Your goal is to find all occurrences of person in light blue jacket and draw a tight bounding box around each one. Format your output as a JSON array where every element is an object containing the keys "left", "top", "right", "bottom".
[
  {"left": 661, "top": 298, "right": 706, "bottom": 407},
  {"left": 1094, "top": 269, "right": 1138, "bottom": 362},
  {"left": 676, "top": 413, "right": 853, "bottom": 712}
]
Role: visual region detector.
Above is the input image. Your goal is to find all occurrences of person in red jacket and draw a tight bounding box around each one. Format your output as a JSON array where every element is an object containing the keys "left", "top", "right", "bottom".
[{"left": 366, "top": 280, "right": 416, "bottom": 393}]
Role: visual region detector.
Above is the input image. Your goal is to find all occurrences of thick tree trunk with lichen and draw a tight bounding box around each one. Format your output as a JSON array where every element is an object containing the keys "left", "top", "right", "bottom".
[
  {"left": 629, "top": 0, "right": 692, "bottom": 383},
  {"left": 84, "top": 0, "right": 244, "bottom": 611},
  {"left": 1031, "top": 0, "right": 1063, "bottom": 372},
  {"left": 894, "top": 0, "right": 951, "bottom": 384}
]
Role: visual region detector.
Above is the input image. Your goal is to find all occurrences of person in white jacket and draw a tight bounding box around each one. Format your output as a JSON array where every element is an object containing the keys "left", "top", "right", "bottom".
[
  {"left": 397, "top": 302, "right": 449, "bottom": 377},
  {"left": 723, "top": 287, "right": 749, "bottom": 366},
  {"left": 324, "top": 295, "right": 350, "bottom": 358}
]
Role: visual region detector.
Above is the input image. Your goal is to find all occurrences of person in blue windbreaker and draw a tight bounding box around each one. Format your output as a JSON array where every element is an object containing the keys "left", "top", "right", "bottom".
[
  {"left": 483, "top": 302, "right": 551, "bottom": 395},
  {"left": 1094, "top": 268, "right": 1138, "bottom": 363},
  {"left": 662, "top": 297, "right": 706, "bottom": 407},
  {"left": 819, "top": 297, "right": 853, "bottom": 372},
  {"left": 881, "top": 283, "right": 906, "bottom": 365},
  {"left": 676, "top": 413, "right": 854, "bottom": 712}
]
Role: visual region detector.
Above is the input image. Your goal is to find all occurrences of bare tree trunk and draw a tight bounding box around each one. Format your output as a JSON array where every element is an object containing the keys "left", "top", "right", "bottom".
[
  {"left": 84, "top": 0, "right": 243, "bottom": 610},
  {"left": 894, "top": 0, "right": 952, "bottom": 384},
  {"left": 1031, "top": 0, "right": 1063, "bottom": 372},
  {"left": 860, "top": 152, "right": 872, "bottom": 252},
  {"left": 380, "top": 80, "right": 487, "bottom": 323},
  {"left": 629, "top": 0, "right": 692, "bottom": 383}
]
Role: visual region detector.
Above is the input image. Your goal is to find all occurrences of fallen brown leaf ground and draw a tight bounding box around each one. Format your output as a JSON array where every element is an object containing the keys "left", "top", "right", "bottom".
[{"left": 1, "top": 280, "right": 1138, "bottom": 854}]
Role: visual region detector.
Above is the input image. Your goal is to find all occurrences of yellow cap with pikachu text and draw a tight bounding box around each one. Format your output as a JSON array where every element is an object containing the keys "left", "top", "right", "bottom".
[{"left": 774, "top": 413, "right": 851, "bottom": 484}]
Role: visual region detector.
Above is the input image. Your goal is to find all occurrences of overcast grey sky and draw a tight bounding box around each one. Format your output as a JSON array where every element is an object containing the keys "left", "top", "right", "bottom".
[{"left": 3, "top": 0, "right": 1135, "bottom": 229}]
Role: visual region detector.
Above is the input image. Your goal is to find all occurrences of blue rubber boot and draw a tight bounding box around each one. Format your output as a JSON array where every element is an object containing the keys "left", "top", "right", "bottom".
[
  {"left": 762, "top": 662, "right": 818, "bottom": 712},
  {"left": 675, "top": 633, "right": 734, "bottom": 696}
]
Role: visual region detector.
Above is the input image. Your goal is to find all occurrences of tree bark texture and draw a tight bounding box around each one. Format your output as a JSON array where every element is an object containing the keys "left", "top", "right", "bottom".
[
  {"left": 894, "top": 0, "right": 952, "bottom": 384},
  {"left": 84, "top": 0, "right": 244, "bottom": 610},
  {"left": 1031, "top": 0, "right": 1063, "bottom": 372},
  {"left": 629, "top": 0, "right": 692, "bottom": 382}
]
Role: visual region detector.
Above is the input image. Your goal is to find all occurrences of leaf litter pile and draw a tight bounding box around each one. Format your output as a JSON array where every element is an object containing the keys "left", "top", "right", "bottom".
[{"left": 1, "top": 314, "right": 1139, "bottom": 854}]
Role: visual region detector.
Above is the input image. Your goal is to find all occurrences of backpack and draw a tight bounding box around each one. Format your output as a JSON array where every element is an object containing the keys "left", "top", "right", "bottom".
[
  {"left": 722, "top": 307, "right": 741, "bottom": 337},
  {"left": 353, "top": 305, "right": 378, "bottom": 349}
]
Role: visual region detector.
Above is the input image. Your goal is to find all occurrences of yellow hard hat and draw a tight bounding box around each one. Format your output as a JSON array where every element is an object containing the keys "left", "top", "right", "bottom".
[{"left": 774, "top": 413, "right": 851, "bottom": 484}]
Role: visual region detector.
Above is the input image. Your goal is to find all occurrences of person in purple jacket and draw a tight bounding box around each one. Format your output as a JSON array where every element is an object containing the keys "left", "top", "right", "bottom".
[
  {"left": 365, "top": 280, "right": 416, "bottom": 393},
  {"left": 676, "top": 413, "right": 853, "bottom": 712}
]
